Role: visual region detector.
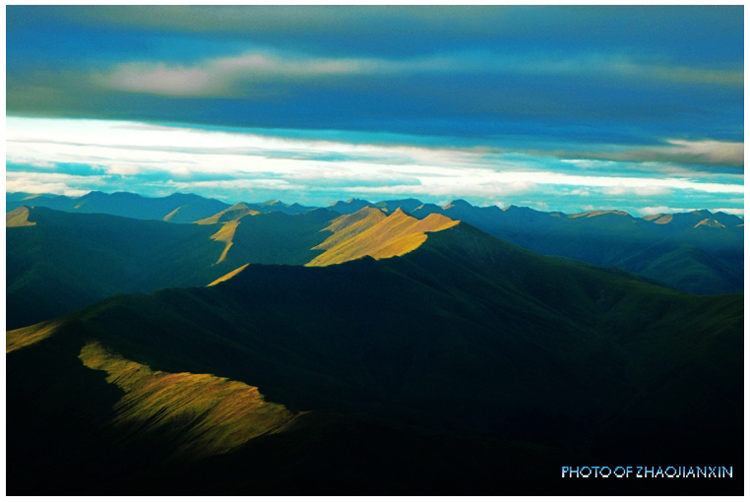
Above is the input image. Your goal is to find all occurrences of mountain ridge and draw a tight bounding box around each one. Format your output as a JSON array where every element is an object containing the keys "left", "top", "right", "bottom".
[{"left": 7, "top": 219, "right": 742, "bottom": 494}]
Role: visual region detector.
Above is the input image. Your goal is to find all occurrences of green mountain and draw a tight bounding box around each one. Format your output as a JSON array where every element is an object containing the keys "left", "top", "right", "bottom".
[
  {"left": 6, "top": 206, "right": 339, "bottom": 329},
  {"left": 9, "top": 204, "right": 475, "bottom": 329},
  {"left": 328, "top": 198, "right": 376, "bottom": 214},
  {"left": 7, "top": 221, "right": 742, "bottom": 495},
  {"left": 412, "top": 199, "right": 743, "bottom": 294},
  {"left": 6, "top": 206, "right": 227, "bottom": 330},
  {"left": 7, "top": 191, "right": 742, "bottom": 294},
  {"left": 6, "top": 191, "right": 231, "bottom": 223}
]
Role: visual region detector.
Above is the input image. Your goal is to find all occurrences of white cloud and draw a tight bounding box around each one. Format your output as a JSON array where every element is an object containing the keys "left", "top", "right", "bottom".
[
  {"left": 639, "top": 206, "right": 743, "bottom": 217},
  {"left": 661, "top": 139, "right": 744, "bottom": 167},
  {"left": 605, "top": 187, "right": 627, "bottom": 196},
  {"left": 167, "top": 177, "right": 303, "bottom": 189},
  {"left": 93, "top": 49, "right": 743, "bottom": 98},
  {"left": 638, "top": 206, "right": 674, "bottom": 216},
  {"left": 97, "top": 52, "right": 391, "bottom": 97},
  {"left": 6, "top": 171, "right": 103, "bottom": 196},
  {"left": 633, "top": 186, "right": 672, "bottom": 196},
  {"left": 6, "top": 117, "right": 744, "bottom": 207},
  {"left": 712, "top": 208, "right": 744, "bottom": 216},
  {"left": 105, "top": 163, "right": 143, "bottom": 175}
]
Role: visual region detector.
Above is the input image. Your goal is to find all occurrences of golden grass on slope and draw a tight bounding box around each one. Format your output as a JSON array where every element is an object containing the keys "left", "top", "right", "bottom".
[
  {"left": 162, "top": 206, "right": 182, "bottom": 222},
  {"left": 569, "top": 210, "right": 629, "bottom": 218},
  {"left": 194, "top": 203, "right": 260, "bottom": 225},
  {"left": 307, "top": 208, "right": 459, "bottom": 267},
  {"left": 6, "top": 319, "right": 67, "bottom": 353},
  {"left": 654, "top": 214, "right": 674, "bottom": 224},
  {"left": 312, "top": 207, "right": 387, "bottom": 252},
  {"left": 208, "top": 263, "right": 250, "bottom": 287},
  {"left": 6, "top": 207, "right": 37, "bottom": 227},
  {"left": 695, "top": 218, "right": 725, "bottom": 228},
  {"left": 210, "top": 220, "right": 240, "bottom": 264},
  {"left": 79, "top": 340, "right": 297, "bottom": 461}
]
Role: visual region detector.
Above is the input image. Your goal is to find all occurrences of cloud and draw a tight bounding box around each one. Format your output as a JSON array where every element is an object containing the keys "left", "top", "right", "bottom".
[
  {"left": 712, "top": 207, "right": 744, "bottom": 216},
  {"left": 105, "top": 163, "right": 143, "bottom": 175},
  {"left": 604, "top": 185, "right": 671, "bottom": 196},
  {"left": 93, "top": 46, "right": 743, "bottom": 99},
  {"left": 552, "top": 139, "right": 744, "bottom": 169},
  {"left": 658, "top": 140, "right": 744, "bottom": 167},
  {"left": 633, "top": 186, "right": 672, "bottom": 196},
  {"left": 6, "top": 170, "right": 104, "bottom": 196},
  {"left": 638, "top": 205, "right": 744, "bottom": 217},
  {"left": 95, "top": 53, "right": 378, "bottom": 97},
  {"left": 638, "top": 206, "right": 689, "bottom": 216},
  {"left": 6, "top": 117, "right": 744, "bottom": 213},
  {"left": 6, "top": 158, "right": 56, "bottom": 169},
  {"left": 7, "top": 6, "right": 743, "bottom": 163},
  {"left": 168, "top": 178, "right": 303, "bottom": 191}
]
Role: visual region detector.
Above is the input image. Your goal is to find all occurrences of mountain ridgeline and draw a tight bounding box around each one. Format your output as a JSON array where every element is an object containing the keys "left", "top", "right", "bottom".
[
  {"left": 7, "top": 191, "right": 743, "bottom": 296},
  {"left": 7, "top": 216, "right": 742, "bottom": 494},
  {"left": 5, "top": 190, "right": 744, "bottom": 495},
  {"left": 7, "top": 201, "right": 471, "bottom": 329}
]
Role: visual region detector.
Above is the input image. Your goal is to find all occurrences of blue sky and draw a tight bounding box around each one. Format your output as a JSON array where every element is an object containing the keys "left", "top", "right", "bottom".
[{"left": 6, "top": 6, "right": 744, "bottom": 216}]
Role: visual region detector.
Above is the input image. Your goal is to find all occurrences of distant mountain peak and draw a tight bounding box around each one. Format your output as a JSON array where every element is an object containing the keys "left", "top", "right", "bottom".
[
  {"left": 228, "top": 202, "right": 251, "bottom": 210},
  {"left": 694, "top": 218, "right": 726, "bottom": 229},
  {"left": 443, "top": 199, "right": 473, "bottom": 210},
  {"left": 503, "top": 205, "right": 539, "bottom": 214},
  {"left": 570, "top": 210, "right": 632, "bottom": 219},
  {"left": 81, "top": 190, "right": 106, "bottom": 198},
  {"left": 166, "top": 192, "right": 203, "bottom": 201},
  {"left": 328, "top": 198, "right": 375, "bottom": 214}
]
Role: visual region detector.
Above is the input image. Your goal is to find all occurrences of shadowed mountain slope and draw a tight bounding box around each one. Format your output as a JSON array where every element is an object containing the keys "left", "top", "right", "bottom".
[
  {"left": 7, "top": 221, "right": 742, "bottom": 495},
  {"left": 6, "top": 207, "right": 228, "bottom": 329},
  {"left": 8, "top": 191, "right": 742, "bottom": 293},
  {"left": 374, "top": 198, "right": 423, "bottom": 213},
  {"left": 410, "top": 200, "right": 743, "bottom": 294},
  {"left": 7, "top": 191, "right": 231, "bottom": 223},
  {"left": 328, "top": 198, "right": 376, "bottom": 214},
  {"left": 219, "top": 209, "right": 337, "bottom": 267},
  {"left": 6, "top": 207, "right": 339, "bottom": 329}
]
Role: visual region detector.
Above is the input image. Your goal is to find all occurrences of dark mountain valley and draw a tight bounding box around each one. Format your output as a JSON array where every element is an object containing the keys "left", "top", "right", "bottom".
[{"left": 6, "top": 191, "right": 744, "bottom": 495}]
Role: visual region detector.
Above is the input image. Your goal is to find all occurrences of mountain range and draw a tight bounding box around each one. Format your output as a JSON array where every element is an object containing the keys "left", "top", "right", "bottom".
[
  {"left": 6, "top": 190, "right": 744, "bottom": 495},
  {"left": 7, "top": 190, "right": 744, "bottom": 296},
  {"left": 7, "top": 213, "right": 742, "bottom": 495}
]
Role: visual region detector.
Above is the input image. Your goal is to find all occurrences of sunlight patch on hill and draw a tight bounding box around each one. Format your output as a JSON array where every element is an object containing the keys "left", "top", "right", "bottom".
[
  {"left": 6, "top": 319, "right": 67, "bottom": 353},
  {"left": 195, "top": 203, "right": 260, "bottom": 225},
  {"left": 210, "top": 220, "right": 240, "bottom": 263},
  {"left": 6, "top": 206, "right": 37, "bottom": 227},
  {"left": 79, "top": 339, "right": 298, "bottom": 460},
  {"left": 208, "top": 263, "right": 250, "bottom": 286},
  {"left": 307, "top": 207, "right": 459, "bottom": 266}
]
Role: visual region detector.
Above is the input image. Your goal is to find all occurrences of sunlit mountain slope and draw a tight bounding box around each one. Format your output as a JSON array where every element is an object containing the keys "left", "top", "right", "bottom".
[{"left": 7, "top": 221, "right": 742, "bottom": 494}]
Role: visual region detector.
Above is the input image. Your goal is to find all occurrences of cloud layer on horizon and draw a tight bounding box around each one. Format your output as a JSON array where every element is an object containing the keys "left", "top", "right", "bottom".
[
  {"left": 5, "top": 6, "right": 744, "bottom": 215},
  {"left": 6, "top": 117, "right": 743, "bottom": 216}
]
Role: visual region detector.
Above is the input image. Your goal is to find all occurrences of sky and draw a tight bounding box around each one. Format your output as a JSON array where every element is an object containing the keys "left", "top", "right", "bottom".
[{"left": 5, "top": 6, "right": 744, "bottom": 216}]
